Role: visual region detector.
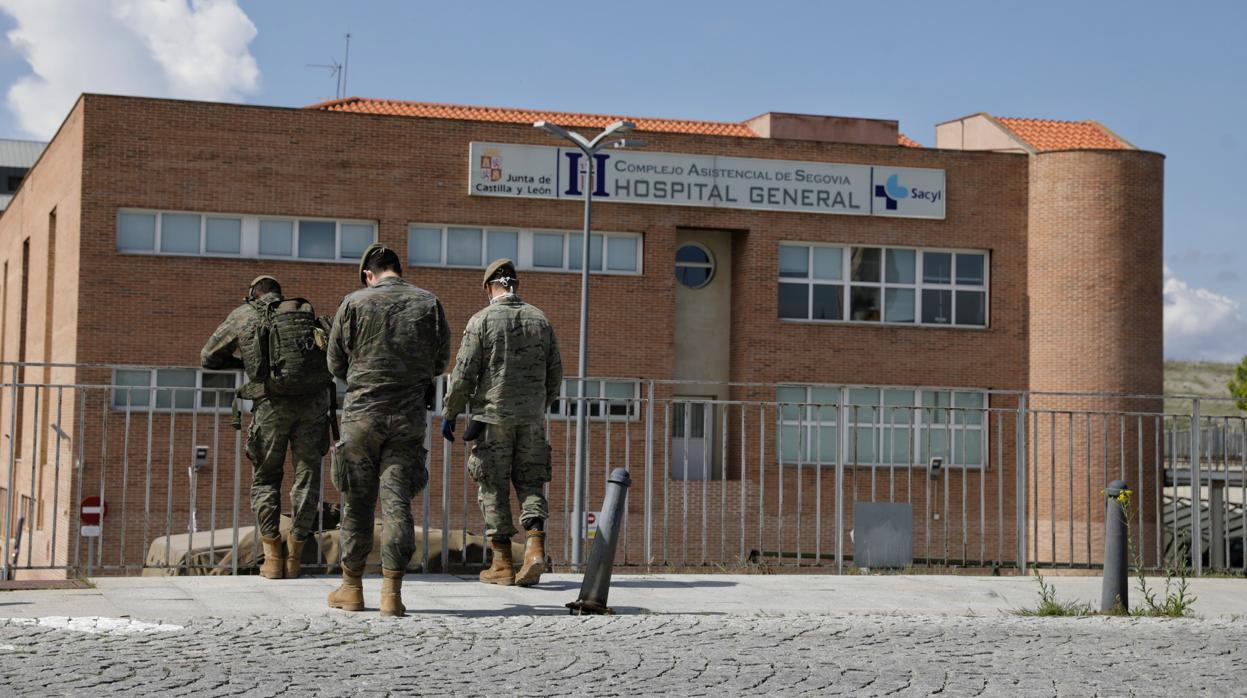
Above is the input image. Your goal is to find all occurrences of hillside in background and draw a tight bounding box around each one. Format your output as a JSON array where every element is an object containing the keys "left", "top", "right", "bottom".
[{"left": 1164, "top": 360, "right": 1244, "bottom": 417}]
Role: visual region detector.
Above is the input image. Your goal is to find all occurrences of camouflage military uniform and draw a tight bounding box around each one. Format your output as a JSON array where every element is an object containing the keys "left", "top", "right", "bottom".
[
  {"left": 443, "top": 294, "right": 562, "bottom": 540},
  {"left": 328, "top": 276, "right": 450, "bottom": 572},
  {"left": 201, "top": 292, "right": 330, "bottom": 542}
]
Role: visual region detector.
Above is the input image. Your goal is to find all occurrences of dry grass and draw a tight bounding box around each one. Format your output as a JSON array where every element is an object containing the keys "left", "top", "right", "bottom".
[{"left": 1164, "top": 360, "right": 1243, "bottom": 417}]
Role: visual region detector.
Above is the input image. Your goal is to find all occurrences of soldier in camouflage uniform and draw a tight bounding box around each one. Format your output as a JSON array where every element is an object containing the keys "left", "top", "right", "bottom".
[
  {"left": 326, "top": 243, "right": 449, "bottom": 617},
  {"left": 201, "top": 275, "right": 330, "bottom": 580},
  {"left": 442, "top": 259, "right": 562, "bottom": 587}
]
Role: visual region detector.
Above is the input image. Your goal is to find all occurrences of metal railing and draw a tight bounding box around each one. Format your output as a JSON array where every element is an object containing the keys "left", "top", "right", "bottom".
[
  {"left": 1, "top": 363, "right": 1243, "bottom": 579},
  {"left": 1167, "top": 426, "right": 1245, "bottom": 463}
]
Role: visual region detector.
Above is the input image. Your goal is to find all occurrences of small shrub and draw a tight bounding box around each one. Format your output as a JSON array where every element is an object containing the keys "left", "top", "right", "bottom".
[
  {"left": 1015, "top": 571, "right": 1094, "bottom": 617},
  {"left": 1123, "top": 493, "right": 1197, "bottom": 618}
]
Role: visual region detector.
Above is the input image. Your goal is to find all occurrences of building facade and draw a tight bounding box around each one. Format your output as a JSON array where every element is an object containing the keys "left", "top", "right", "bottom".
[
  {"left": 0, "top": 95, "right": 1163, "bottom": 575},
  {"left": 0, "top": 137, "right": 45, "bottom": 211}
]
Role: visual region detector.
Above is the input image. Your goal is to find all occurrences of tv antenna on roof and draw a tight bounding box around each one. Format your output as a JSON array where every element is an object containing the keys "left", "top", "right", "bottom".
[{"left": 308, "top": 32, "right": 352, "bottom": 100}]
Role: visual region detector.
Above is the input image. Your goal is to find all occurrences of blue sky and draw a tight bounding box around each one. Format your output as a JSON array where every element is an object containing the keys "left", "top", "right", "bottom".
[{"left": 0, "top": 0, "right": 1242, "bottom": 360}]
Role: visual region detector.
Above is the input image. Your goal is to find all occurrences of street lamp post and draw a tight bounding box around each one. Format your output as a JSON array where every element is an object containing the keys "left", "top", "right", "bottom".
[{"left": 534, "top": 119, "right": 643, "bottom": 568}]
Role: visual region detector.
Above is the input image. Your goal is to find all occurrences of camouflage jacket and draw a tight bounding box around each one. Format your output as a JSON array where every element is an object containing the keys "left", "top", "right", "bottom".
[
  {"left": 442, "top": 294, "right": 562, "bottom": 425},
  {"left": 200, "top": 291, "right": 280, "bottom": 378},
  {"left": 328, "top": 276, "right": 450, "bottom": 420}
]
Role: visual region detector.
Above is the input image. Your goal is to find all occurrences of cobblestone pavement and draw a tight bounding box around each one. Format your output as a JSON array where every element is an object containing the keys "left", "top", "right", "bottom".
[{"left": 0, "top": 613, "right": 1242, "bottom": 696}]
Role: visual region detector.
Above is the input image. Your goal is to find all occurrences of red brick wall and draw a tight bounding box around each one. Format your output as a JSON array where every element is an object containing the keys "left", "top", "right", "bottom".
[
  {"left": 74, "top": 95, "right": 1030, "bottom": 383},
  {"left": 0, "top": 98, "right": 85, "bottom": 573},
  {"left": 1027, "top": 150, "right": 1166, "bottom": 566},
  {"left": 1028, "top": 150, "right": 1164, "bottom": 399}
]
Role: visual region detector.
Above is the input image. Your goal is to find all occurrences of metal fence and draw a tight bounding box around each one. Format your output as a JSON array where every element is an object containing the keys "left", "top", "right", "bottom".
[
  {"left": 1, "top": 363, "right": 1243, "bottom": 579},
  {"left": 1167, "top": 426, "right": 1245, "bottom": 464}
]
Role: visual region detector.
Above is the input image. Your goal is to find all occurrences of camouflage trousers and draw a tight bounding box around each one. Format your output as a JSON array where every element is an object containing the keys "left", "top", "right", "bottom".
[
  {"left": 467, "top": 421, "right": 551, "bottom": 540},
  {"left": 332, "top": 410, "right": 429, "bottom": 572},
  {"left": 246, "top": 392, "right": 330, "bottom": 542}
]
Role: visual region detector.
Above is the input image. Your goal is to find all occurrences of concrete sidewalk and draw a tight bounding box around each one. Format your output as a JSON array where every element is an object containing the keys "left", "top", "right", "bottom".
[{"left": 1, "top": 573, "right": 1244, "bottom": 620}]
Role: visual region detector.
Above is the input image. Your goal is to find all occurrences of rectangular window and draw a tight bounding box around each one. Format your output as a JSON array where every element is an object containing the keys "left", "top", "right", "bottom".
[
  {"left": 778, "top": 385, "right": 987, "bottom": 467},
  {"left": 408, "top": 227, "right": 442, "bottom": 265},
  {"left": 339, "top": 223, "right": 375, "bottom": 259},
  {"left": 259, "top": 219, "right": 294, "bottom": 256},
  {"left": 406, "top": 228, "right": 441, "bottom": 265},
  {"left": 407, "top": 224, "right": 641, "bottom": 275},
  {"left": 532, "top": 233, "right": 565, "bottom": 268},
  {"left": 568, "top": 233, "right": 604, "bottom": 271},
  {"left": 549, "top": 379, "right": 639, "bottom": 420},
  {"left": 117, "top": 210, "right": 374, "bottom": 263},
  {"left": 884, "top": 288, "right": 915, "bottom": 323},
  {"left": 779, "top": 243, "right": 988, "bottom": 328},
  {"left": 672, "top": 401, "right": 708, "bottom": 440},
  {"left": 204, "top": 217, "right": 241, "bottom": 254},
  {"left": 117, "top": 212, "right": 156, "bottom": 251},
  {"left": 778, "top": 283, "right": 809, "bottom": 319},
  {"left": 200, "top": 372, "right": 237, "bottom": 409},
  {"left": 155, "top": 368, "right": 196, "bottom": 410},
  {"left": 112, "top": 369, "right": 240, "bottom": 412},
  {"left": 447, "top": 227, "right": 484, "bottom": 266},
  {"left": 606, "top": 236, "right": 638, "bottom": 272},
  {"left": 160, "top": 213, "right": 201, "bottom": 254},
  {"left": 487, "top": 230, "right": 518, "bottom": 264},
  {"left": 777, "top": 385, "right": 839, "bottom": 464},
  {"left": 113, "top": 369, "right": 153, "bottom": 409},
  {"left": 298, "top": 220, "right": 336, "bottom": 259},
  {"left": 779, "top": 245, "right": 844, "bottom": 321}
]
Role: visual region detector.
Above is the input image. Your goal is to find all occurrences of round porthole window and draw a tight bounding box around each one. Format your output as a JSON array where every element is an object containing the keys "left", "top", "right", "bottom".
[{"left": 675, "top": 243, "right": 715, "bottom": 289}]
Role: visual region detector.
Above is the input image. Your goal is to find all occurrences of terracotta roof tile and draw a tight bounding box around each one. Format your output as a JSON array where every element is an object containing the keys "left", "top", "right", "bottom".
[
  {"left": 897, "top": 133, "right": 922, "bottom": 148},
  {"left": 309, "top": 97, "right": 757, "bottom": 137},
  {"left": 994, "top": 117, "right": 1130, "bottom": 152},
  {"left": 309, "top": 98, "right": 923, "bottom": 147}
]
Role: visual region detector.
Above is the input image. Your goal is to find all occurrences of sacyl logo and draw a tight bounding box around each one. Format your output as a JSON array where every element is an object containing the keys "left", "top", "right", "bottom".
[
  {"left": 875, "top": 171, "right": 942, "bottom": 211},
  {"left": 874, "top": 173, "right": 908, "bottom": 210}
]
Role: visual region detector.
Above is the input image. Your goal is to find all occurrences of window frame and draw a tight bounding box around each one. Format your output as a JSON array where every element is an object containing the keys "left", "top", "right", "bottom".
[
  {"left": 548, "top": 379, "right": 642, "bottom": 421},
  {"left": 111, "top": 368, "right": 242, "bottom": 413},
  {"left": 116, "top": 209, "right": 377, "bottom": 264},
  {"left": 407, "top": 223, "right": 643, "bottom": 276},
  {"left": 778, "top": 242, "right": 990, "bottom": 329},
  {"left": 776, "top": 384, "right": 989, "bottom": 469},
  {"left": 674, "top": 242, "right": 716, "bottom": 289}
]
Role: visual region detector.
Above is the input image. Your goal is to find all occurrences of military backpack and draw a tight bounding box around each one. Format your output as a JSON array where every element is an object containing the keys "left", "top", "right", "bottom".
[{"left": 243, "top": 297, "right": 332, "bottom": 397}]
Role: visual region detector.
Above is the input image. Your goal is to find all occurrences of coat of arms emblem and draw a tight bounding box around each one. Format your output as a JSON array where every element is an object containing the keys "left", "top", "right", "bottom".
[{"left": 479, "top": 150, "right": 502, "bottom": 182}]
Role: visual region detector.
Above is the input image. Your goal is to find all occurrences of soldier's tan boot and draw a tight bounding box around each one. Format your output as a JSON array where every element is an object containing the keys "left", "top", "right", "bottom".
[
  {"left": 259, "top": 536, "right": 285, "bottom": 579},
  {"left": 327, "top": 565, "right": 364, "bottom": 611},
  {"left": 479, "top": 539, "right": 515, "bottom": 586},
  {"left": 285, "top": 534, "right": 306, "bottom": 579},
  {"left": 514, "top": 530, "right": 546, "bottom": 587},
  {"left": 380, "top": 569, "right": 406, "bottom": 618}
]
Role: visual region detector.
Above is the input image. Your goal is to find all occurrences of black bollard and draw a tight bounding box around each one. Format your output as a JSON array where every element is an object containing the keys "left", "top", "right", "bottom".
[
  {"left": 567, "top": 468, "right": 631, "bottom": 615},
  {"left": 1101, "top": 480, "right": 1130, "bottom": 613}
]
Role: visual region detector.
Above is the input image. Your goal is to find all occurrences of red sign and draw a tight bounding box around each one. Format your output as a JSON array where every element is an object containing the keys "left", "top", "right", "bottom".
[{"left": 80, "top": 496, "right": 108, "bottom": 525}]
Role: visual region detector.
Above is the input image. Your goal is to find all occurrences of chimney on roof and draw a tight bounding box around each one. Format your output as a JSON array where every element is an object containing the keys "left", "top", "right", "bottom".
[{"left": 744, "top": 112, "right": 899, "bottom": 146}]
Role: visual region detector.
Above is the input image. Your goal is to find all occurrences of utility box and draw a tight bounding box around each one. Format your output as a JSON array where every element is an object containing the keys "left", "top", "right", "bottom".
[{"left": 853, "top": 502, "right": 913, "bottom": 568}]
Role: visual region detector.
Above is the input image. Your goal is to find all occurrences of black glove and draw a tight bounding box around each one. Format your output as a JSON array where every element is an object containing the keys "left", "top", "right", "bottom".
[
  {"left": 424, "top": 383, "right": 436, "bottom": 411},
  {"left": 441, "top": 417, "right": 456, "bottom": 443},
  {"left": 463, "top": 418, "right": 484, "bottom": 442}
]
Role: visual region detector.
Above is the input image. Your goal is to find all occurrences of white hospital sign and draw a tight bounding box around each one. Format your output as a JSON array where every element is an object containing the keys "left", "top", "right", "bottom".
[{"left": 469, "top": 142, "right": 945, "bottom": 219}]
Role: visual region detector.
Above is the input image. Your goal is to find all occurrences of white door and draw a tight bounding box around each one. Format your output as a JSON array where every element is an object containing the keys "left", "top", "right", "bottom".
[{"left": 671, "top": 398, "right": 713, "bottom": 481}]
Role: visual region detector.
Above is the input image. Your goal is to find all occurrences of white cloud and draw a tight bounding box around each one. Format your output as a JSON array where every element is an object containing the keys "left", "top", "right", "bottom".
[
  {"left": 0, "top": 0, "right": 259, "bottom": 140},
  {"left": 1163, "top": 265, "right": 1247, "bottom": 362}
]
